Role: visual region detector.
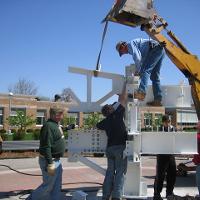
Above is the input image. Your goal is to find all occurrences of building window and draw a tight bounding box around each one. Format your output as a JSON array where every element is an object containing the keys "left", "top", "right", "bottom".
[
  {"left": 36, "top": 110, "right": 46, "bottom": 126},
  {"left": 0, "top": 108, "right": 3, "bottom": 126},
  {"left": 154, "top": 113, "right": 163, "bottom": 127},
  {"left": 10, "top": 108, "right": 26, "bottom": 128},
  {"left": 177, "top": 110, "right": 198, "bottom": 126},
  {"left": 67, "top": 112, "right": 78, "bottom": 125},
  {"left": 10, "top": 108, "right": 26, "bottom": 117},
  {"left": 144, "top": 113, "right": 152, "bottom": 127}
]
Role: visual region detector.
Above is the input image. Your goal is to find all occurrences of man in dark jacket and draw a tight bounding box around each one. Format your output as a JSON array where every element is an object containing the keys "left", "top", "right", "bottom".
[
  {"left": 153, "top": 115, "right": 176, "bottom": 200},
  {"left": 96, "top": 82, "right": 128, "bottom": 200},
  {"left": 27, "top": 107, "right": 66, "bottom": 200}
]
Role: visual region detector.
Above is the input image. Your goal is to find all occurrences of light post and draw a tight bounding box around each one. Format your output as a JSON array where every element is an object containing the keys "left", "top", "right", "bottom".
[
  {"left": 179, "top": 80, "right": 185, "bottom": 131},
  {"left": 8, "top": 92, "right": 13, "bottom": 134}
]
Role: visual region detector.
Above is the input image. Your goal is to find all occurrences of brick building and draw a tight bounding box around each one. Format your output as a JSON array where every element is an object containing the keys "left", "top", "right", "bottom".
[
  {"left": 0, "top": 93, "right": 70, "bottom": 131},
  {"left": 166, "top": 106, "right": 198, "bottom": 130},
  {"left": 0, "top": 91, "right": 198, "bottom": 132},
  {"left": 139, "top": 106, "right": 165, "bottom": 129}
]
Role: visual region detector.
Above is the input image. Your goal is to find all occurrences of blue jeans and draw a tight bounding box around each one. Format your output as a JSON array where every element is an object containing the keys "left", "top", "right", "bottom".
[
  {"left": 196, "top": 164, "right": 200, "bottom": 196},
  {"left": 139, "top": 45, "right": 165, "bottom": 101},
  {"left": 102, "top": 145, "right": 127, "bottom": 199},
  {"left": 27, "top": 157, "right": 63, "bottom": 200}
]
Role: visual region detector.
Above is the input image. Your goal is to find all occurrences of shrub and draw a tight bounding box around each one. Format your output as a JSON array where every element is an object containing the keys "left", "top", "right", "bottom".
[
  {"left": 63, "top": 131, "right": 68, "bottom": 139},
  {"left": 83, "top": 112, "right": 102, "bottom": 129},
  {"left": 13, "top": 130, "right": 26, "bottom": 140},
  {"left": 33, "top": 129, "right": 40, "bottom": 140},
  {"left": 26, "top": 129, "right": 34, "bottom": 133},
  {"left": 11, "top": 129, "right": 17, "bottom": 134},
  {"left": 141, "top": 127, "right": 152, "bottom": 132},
  {"left": 0, "top": 129, "right": 6, "bottom": 134},
  {"left": 7, "top": 110, "right": 36, "bottom": 134},
  {"left": 183, "top": 127, "right": 197, "bottom": 132},
  {"left": 0, "top": 129, "right": 8, "bottom": 140}
]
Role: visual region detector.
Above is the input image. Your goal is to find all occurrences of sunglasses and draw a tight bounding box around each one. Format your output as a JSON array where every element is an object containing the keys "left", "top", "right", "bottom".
[{"left": 119, "top": 42, "right": 127, "bottom": 51}]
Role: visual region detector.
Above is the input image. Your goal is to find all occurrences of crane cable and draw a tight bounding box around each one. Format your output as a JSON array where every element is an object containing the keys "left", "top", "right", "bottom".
[
  {"left": 0, "top": 164, "right": 41, "bottom": 176},
  {"left": 0, "top": 163, "right": 103, "bottom": 198},
  {"left": 95, "top": 21, "right": 109, "bottom": 71},
  {"left": 0, "top": 163, "right": 103, "bottom": 184}
]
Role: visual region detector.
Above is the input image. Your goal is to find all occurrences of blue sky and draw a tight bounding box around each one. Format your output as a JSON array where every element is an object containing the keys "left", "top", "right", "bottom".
[{"left": 0, "top": 0, "right": 199, "bottom": 102}]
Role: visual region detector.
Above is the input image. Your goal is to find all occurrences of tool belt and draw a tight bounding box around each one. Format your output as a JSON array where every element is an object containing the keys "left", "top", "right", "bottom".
[
  {"left": 39, "top": 153, "right": 45, "bottom": 158},
  {"left": 149, "top": 40, "right": 159, "bottom": 49},
  {"left": 39, "top": 153, "right": 60, "bottom": 160}
]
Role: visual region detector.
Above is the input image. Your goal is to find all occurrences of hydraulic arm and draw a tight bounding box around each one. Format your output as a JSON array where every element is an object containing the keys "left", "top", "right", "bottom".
[{"left": 103, "top": 0, "right": 200, "bottom": 119}]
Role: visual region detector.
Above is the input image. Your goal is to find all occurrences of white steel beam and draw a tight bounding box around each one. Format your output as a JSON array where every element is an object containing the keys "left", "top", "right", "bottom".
[
  {"left": 68, "top": 130, "right": 197, "bottom": 156},
  {"left": 87, "top": 74, "right": 92, "bottom": 103},
  {"left": 68, "top": 66, "right": 124, "bottom": 80},
  {"left": 68, "top": 66, "right": 124, "bottom": 112},
  {"left": 78, "top": 155, "right": 106, "bottom": 176}
]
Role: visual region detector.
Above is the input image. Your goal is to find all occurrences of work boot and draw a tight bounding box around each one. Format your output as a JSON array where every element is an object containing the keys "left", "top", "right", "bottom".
[
  {"left": 167, "top": 194, "right": 182, "bottom": 200},
  {"left": 134, "top": 91, "right": 146, "bottom": 101},
  {"left": 195, "top": 195, "right": 200, "bottom": 200},
  {"left": 146, "top": 100, "right": 162, "bottom": 106},
  {"left": 166, "top": 192, "right": 174, "bottom": 198},
  {"left": 153, "top": 195, "right": 163, "bottom": 200},
  {"left": 166, "top": 193, "right": 175, "bottom": 200}
]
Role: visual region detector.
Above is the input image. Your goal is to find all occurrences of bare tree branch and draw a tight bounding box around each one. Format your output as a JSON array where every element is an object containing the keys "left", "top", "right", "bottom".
[{"left": 8, "top": 78, "right": 38, "bottom": 95}]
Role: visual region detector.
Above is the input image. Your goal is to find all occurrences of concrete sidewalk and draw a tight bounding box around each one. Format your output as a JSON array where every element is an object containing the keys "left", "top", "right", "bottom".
[{"left": 0, "top": 156, "right": 198, "bottom": 199}]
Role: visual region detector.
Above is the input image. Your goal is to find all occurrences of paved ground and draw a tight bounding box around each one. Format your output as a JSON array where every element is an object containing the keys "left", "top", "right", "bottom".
[{"left": 0, "top": 156, "right": 198, "bottom": 199}]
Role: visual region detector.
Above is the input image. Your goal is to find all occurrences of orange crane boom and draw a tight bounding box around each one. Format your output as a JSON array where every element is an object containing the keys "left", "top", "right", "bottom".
[{"left": 103, "top": 0, "right": 200, "bottom": 119}]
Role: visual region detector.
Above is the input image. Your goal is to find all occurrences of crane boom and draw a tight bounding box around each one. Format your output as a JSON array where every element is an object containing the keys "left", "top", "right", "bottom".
[{"left": 104, "top": 0, "right": 200, "bottom": 119}]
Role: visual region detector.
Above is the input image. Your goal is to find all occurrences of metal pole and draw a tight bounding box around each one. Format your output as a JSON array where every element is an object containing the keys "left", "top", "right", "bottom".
[
  {"left": 180, "top": 83, "right": 184, "bottom": 131},
  {"left": 8, "top": 92, "right": 13, "bottom": 134}
]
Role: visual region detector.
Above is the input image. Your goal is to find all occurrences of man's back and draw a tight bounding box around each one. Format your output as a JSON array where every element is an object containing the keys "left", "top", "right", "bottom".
[{"left": 96, "top": 103, "right": 127, "bottom": 147}]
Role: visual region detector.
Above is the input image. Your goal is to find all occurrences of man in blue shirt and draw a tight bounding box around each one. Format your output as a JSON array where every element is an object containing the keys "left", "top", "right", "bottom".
[{"left": 116, "top": 38, "right": 165, "bottom": 106}]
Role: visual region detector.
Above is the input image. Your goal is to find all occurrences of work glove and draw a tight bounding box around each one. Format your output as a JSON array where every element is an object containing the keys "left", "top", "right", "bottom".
[
  {"left": 159, "top": 41, "right": 166, "bottom": 47},
  {"left": 65, "top": 124, "right": 75, "bottom": 131},
  {"left": 47, "top": 163, "right": 56, "bottom": 176},
  {"left": 134, "top": 71, "right": 140, "bottom": 77}
]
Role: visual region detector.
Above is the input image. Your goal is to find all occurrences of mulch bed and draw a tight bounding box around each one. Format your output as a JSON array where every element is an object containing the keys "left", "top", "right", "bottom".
[
  {"left": 0, "top": 151, "right": 39, "bottom": 159},
  {"left": 0, "top": 151, "right": 69, "bottom": 159}
]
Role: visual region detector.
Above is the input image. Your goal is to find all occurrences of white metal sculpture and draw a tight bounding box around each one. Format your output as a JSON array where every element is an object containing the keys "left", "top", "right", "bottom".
[
  {"left": 68, "top": 66, "right": 124, "bottom": 112},
  {"left": 67, "top": 65, "right": 197, "bottom": 199}
]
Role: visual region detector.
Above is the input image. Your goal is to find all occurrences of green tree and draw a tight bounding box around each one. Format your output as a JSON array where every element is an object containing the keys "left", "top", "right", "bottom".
[
  {"left": 84, "top": 112, "right": 102, "bottom": 129},
  {"left": 61, "top": 114, "right": 76, "bottom": 127},
  {"left": 153, "top": 114, "right": 163, "bottom": 130},
  {"left": 66, "top": 116, "right": 76, "bottom": 125},
  {"left": 7, "top": 110, "right": 36, "bottom": 137},
  {"left": 144, "top": 112, "right": 152, "bottom": 130}
]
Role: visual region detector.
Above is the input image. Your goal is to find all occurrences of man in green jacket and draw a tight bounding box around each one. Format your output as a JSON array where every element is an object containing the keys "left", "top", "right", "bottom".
[{"left": 27, "top": 107, "right": 66, "bottom": 200}]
